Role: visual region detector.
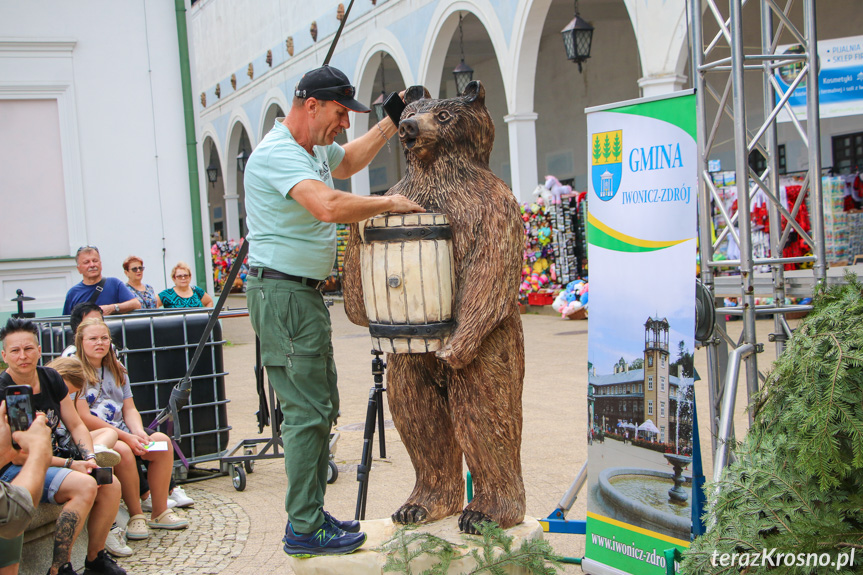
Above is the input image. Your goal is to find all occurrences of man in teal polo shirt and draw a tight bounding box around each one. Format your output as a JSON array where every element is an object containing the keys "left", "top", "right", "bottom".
[{"left": 244, "top": 65, "right": 423, "bottom": 557}]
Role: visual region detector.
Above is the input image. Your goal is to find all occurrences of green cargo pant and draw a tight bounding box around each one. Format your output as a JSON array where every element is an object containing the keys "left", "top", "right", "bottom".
[{"left": 247, "top": 274, "right": 338, "bottom": 533}]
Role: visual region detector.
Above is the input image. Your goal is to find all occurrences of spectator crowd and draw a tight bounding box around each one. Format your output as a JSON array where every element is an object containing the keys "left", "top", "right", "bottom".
[{"left": 1, "top": 245, "right": 209, "bottom": 575}]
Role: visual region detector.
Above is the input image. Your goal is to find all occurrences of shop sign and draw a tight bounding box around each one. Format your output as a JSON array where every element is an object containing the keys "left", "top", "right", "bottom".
[
  {"left": 583, "top": 91, "right": 699, "bottom": 575},
  {"left": 777, "top": 35, "right": 863, "bottom": 122}
]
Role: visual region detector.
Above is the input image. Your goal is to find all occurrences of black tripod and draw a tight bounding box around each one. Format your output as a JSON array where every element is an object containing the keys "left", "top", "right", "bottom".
[{"left": 355, "top": 349, "right": 388, "bottom": 520}]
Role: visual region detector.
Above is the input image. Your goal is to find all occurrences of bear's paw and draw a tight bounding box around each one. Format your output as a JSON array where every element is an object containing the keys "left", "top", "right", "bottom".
[{"left": 392, "top": 503, "right": 429, "bottom": 525}]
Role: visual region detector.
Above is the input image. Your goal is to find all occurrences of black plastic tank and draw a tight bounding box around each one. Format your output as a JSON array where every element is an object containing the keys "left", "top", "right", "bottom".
[{"left": 37, "top": 310, "right": 230, "bottom": 467}]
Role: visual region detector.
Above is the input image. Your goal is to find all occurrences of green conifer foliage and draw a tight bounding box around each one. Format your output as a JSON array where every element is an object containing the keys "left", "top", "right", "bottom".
[
  {"left": 376, "top": 523, "right": 562, "bottom": 575},
  {"left": 682, "top": 273, "right": 863, "bottom": 574}
]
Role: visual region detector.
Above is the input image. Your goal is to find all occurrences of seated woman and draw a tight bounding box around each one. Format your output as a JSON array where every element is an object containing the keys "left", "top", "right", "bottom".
[
  {"left": 159, "top": 262, "right": 213, "bottom": 308},
  {"left": 45, "top": 357, "right": 121, "bottom": 467},
  {"left": 122, "top": 255, "right": 161, "bottom": 309},
  {"left": 74, "top": 318, "right": 190, "bottom": 541},
  {"left": 0, "top": 318, "right": 125, "bottom": 575}
]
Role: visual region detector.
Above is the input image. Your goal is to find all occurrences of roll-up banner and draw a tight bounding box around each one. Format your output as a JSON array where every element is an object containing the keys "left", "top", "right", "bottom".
[{"left": 583, "top": 91, "right": 698, "bottom": 575}]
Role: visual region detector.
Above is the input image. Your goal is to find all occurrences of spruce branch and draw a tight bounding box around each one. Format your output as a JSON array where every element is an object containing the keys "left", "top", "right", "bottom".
[
  {"left": 376, "top": 523, "right": 562, "bottom": 575},
  {"left": 681, "top": 273, "right": 863, "bottom": 574}
]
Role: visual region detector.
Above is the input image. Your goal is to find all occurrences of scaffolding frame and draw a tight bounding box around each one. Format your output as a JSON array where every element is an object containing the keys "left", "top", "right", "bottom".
[{"left": 689, "top": 0, "right": 825, "bottom": 479}]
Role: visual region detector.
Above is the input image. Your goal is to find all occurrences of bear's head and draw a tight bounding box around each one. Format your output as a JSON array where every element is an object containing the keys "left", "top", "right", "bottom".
[{"left": 397, "top": 81, "right": 494, "bottom": 166}]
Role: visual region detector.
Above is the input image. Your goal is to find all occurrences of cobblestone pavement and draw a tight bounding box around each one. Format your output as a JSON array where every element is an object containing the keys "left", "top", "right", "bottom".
[
  {"left": 115, "top": 485, "right": 249, "bottom": 574},
  {"left": 120, "top": 298, "right": 779, "bottom": 575}
]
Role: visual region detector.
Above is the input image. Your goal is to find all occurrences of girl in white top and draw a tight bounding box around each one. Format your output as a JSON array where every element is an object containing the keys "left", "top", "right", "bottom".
[{"left": 73, "top": 319, "right": 189, "bottom": 539}]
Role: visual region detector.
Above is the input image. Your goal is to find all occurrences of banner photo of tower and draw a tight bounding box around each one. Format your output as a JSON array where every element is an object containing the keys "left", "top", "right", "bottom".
[{"left": 583, "top": 91, "right": 699, "bottom": 575}]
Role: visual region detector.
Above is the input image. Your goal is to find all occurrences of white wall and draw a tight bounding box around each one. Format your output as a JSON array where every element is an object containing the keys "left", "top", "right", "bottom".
[{"left": 0, "top": 1, "right": 198, "bottom": 317}]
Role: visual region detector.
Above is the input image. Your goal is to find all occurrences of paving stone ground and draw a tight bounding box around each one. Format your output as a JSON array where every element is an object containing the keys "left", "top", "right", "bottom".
[
  {"left": 111, "top": 297, "right": 782, "bottom": 574},
  {"left": 115, "top": 485, "right": 249, "bottom": 574}
]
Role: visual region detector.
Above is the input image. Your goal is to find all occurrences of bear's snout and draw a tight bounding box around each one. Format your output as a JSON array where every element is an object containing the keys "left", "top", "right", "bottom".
[{"left": 399, "top": 118, "right": 419, "bottom": 149}]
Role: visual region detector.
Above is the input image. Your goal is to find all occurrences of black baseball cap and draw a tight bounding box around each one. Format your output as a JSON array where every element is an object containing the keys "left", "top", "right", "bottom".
[{"left": 294, "top": 65, "right": 370, "bottom": 113}]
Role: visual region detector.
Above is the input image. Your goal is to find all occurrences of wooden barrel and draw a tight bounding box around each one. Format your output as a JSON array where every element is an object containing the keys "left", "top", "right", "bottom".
[{"left": 360, "top": 213, "right": 455, "bottom": 353}]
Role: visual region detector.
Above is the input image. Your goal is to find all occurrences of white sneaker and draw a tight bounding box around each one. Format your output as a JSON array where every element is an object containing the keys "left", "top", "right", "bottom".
[
  {"left": 168, "top": 485, "right": 195, "bottom": 508},
  {"left": 93, "top": 445, "right": 121, "bottom": 468},
  {"left": 105, "top": 525, "right": 133, "bottom": 557},
  {"left": 141, "top": 494, "right": 177, "bottom": 513}
]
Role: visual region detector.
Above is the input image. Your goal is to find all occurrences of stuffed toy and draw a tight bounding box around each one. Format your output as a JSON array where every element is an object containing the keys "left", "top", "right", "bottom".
[
  {"left": 532, "top": 184, "right": 553, "bottom": 206},
  {"left": 544, "top": 175, "right": 572, "bottom": 205}
]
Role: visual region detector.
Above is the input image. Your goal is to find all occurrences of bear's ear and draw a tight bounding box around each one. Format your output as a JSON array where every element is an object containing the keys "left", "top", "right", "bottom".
[
  {"left": 404, "top": 86, "right": 431, "bottom": 104},
  {"left": 462, "top": 81, "right": 485, "bottom": 105}
]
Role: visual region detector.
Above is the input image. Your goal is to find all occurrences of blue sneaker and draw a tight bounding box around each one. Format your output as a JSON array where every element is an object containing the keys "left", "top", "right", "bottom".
[
  {"left": 282, "top": 521, "right": 366, "bottom": 557},
  {"left": 322, "top": 509, "right": 361, "bottom": 533}
]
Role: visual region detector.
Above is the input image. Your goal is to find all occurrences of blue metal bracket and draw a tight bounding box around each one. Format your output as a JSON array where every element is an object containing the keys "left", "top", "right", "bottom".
[{"left": 539, "top": 510, "right": 587, "bottom": 535}]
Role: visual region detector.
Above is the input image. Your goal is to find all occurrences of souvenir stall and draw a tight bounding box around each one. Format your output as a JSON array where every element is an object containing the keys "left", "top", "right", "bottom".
[
  {"left": 211, "top": 239, "right": 249, "bottom": 293},
  {"left": 322, "top": 224, "right": 350, "bottom": 294},
  {"left": 519, "top": 183, "right": 589, "bottom": 318},
  {"left": 709, "top": 170, "right": 863, "bottom": 272}
]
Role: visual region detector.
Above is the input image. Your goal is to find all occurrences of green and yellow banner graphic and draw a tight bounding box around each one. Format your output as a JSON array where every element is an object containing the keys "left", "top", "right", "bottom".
[{"left": 584, "top": 92, "right": 698, "bottom": 575}]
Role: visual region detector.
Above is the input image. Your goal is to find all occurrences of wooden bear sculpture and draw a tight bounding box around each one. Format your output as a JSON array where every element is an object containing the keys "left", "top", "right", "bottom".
[{"left": 343, "top": 81, "right": 526, "bottom": 534}]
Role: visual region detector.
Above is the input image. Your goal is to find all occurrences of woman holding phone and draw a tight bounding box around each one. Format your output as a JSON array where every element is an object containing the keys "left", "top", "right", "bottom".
[
  {"left": 0, "top": 318, "right": 126, "bottom": 575},
  {"left": 74, "top": 318, "right": 189, "bottom": 541}
]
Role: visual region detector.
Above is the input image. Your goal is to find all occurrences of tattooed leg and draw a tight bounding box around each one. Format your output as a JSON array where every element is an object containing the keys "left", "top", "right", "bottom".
[
  {"left": 51, "top": 510, "right": 82, "bottom": 573},
  {"left": 49, "top": 471, "right": 98, "bottom": 574}
]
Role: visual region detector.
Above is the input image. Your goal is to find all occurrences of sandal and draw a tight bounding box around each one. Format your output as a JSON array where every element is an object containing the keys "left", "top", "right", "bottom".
[
  {"left": 126, "top": 514, "right": 149, "bottom": 540},
  {"left": 148, "top": 509, "right": 189, "bottom": 530}
]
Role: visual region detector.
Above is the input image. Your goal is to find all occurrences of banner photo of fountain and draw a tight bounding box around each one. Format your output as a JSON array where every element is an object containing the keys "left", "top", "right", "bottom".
[{"left": 582, "top": 91, "right": 699, "bottom": 575}]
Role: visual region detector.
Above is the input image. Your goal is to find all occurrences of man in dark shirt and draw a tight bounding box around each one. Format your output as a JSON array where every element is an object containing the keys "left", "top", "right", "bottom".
[{"left": 62, "top": 247, "right": 141, "bottom": 316}]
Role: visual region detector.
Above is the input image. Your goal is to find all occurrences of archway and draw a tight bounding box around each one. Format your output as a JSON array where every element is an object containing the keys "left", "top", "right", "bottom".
[
  {"left": 202, "top": 136, "right": 225, "bottom": 241},
  {"left": 533, "top": 0, "right": 641, "bottom": 193},
  {"left": 226, "top": 118, "right": 253, "bottom": 242},
  {"left": 435, "top": 11, "right": 511, "bottom": 188},
  {"left": 261, "top": 102, "right": 285, "bottom": 141},
  {"left": 365, "top": 52, "right": 408, "bottom": 194}
]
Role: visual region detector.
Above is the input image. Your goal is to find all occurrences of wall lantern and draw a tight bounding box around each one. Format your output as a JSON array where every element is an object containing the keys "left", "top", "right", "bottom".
[
  {"left": 372, "top": 54, "right": 388, "bottom": 122},
  {"left": 206, "top": 158, "right": 219, "bottom": 184},
  {"left": 236, "top": 147, "right": 249, "bottom": 173},
  {"left": 561, "top": 0, "right": 594, "bottom": 73},
  {"left": 452, "top": 13, "right": 474, "bottom": 95}
]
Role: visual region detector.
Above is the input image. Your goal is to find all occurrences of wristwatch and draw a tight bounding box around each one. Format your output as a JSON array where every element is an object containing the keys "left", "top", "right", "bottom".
[{"left": 114, "top": 304, "right": 120, "bottom": 314}]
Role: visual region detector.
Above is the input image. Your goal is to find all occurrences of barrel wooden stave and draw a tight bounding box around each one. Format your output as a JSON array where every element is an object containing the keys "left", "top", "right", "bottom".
[{"left": 360, "top": 212, "right": 454, "bottom": 354}]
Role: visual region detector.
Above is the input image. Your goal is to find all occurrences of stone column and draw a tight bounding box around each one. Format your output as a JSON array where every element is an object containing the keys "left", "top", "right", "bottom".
[
  {"left": 351, "top": 167, "right": 371, "bottom": 196},
  {"left": 504, "top": 112, "right": 539, "bottom": 204},
  {"left": 638, "top": 74, "right": 688, "bottom": 98},
  {"left": 624, "top": 0, "right": 690, "bottom": 98},
  {"left": 224, "top": 191, "right": 241, "bottom": 241}
]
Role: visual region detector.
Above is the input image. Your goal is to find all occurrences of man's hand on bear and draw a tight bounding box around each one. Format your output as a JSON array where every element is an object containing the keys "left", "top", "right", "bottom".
[
  {"left": 387, "top": 194, "right": 425, "bottom": 214},
  {"left": 436, "top": 346, "right": 468, "bottom": 370}
]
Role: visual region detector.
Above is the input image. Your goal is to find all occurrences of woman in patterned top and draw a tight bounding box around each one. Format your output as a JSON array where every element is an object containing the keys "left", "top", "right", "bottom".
[
  {"left": 122, "top": 255, "right": 161, "bottom": 309},
  {"left": 74, "top": 318, "right": 189, "bottom": 538},
  {"left": 158, "top": 262, "right": 214, "bottom": 309}
]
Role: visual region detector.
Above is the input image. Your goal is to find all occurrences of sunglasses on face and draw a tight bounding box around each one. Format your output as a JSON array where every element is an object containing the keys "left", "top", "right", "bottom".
[
  {"left": 129, "top": 266, "right": 145, "bottom": 272},
  {"left": 174, "top": 274, "right": 191, "bottom": 280},
  {"left": 76, "top": 245, "right": 99, "bottom": 255}
]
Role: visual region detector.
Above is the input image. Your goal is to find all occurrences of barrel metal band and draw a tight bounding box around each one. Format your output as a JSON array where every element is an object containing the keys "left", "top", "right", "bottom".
[
  {"left": 369, "top": 321, "right": 453, "bottom": 338},
  {"left": 364, "top": 225, "right": 452, "bottom": 243}
]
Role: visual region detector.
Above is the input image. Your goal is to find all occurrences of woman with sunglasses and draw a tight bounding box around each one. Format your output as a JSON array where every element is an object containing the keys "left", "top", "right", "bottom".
[
  {"left": 122, "top": 256, "right": 161, "bottom": 309},
  {"left": 158, "top": 262, "right": 213, "bottom": 309}
]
